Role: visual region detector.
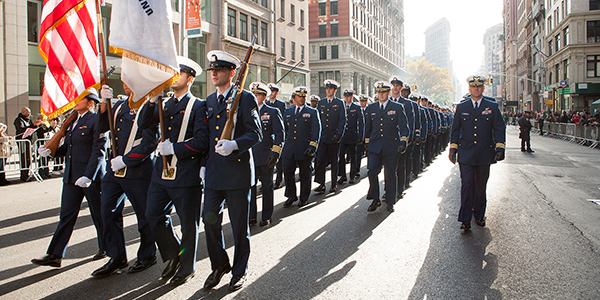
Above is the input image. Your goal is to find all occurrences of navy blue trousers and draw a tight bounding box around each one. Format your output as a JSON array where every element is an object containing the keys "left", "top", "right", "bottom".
[
  {"left": 274, "top": 159, "right": 283, "bottom": 186},
  {"left": 458, "top": 164, "right": 490, "bottom": 222},
  {"left": 356, "top": 143, "right": 365, "bottom": 175},
  {"left": 101, "top": 174, "right": 156, "bottom": 261},
  {"left": 203, "top": 188, "right": 251, "bottom": 276},
  {"left": 337, "top": 142, "right": 357, "bottom": 180},
  {"left": 314, "top": 143, "right": 340, "bottom": 187},
  {"left": 405, "top": 144, "right": 414, "bottom": 186},
  {"left": 397, "top": 150, "right": 409, "bottom": 195},
  {"left": 47, "top": 181, "right": 104, "bottom": 257},
  {"left": 250, "top": 165, "right": 275, "bottom": 221},
  {"left": 283, "top": 157, "right": 312, "bottom": 202},
  {"left": 146, "top": 183, "right": 201, "bottom": 275},
  {"left": 412, "top": 143, "right": 422, "bottom": 176},
  {"left": 367, "top": 151, "right": 398, "bottom": 206}
]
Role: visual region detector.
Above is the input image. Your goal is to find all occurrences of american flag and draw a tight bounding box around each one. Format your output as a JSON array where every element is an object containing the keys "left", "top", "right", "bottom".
[{"left": 39, "top": 0, "right": 100, "bottom": 119}]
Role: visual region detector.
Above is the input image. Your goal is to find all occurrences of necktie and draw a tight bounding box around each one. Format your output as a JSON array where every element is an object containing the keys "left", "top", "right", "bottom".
[
  {"left": 296, "top": 106, "right": 300, "bottom": 115},
  {"left": 71, "top": 116, "right": 80, "bottom": 131},
  {"left": 218, "top": 94, "right": 224, "bottom": 108},
  {"left": 475, "top": 102, "right": 479, "bottom": 109},
  {"left": 381, "top": 104, "right": 384, "bottom": 111}
]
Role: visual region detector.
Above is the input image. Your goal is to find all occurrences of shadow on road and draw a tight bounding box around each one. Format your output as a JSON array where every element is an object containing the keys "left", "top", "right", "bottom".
[
  {"left": 408, "top": 165, "right": 502, "bottom": 300},
  {"left": 189, "top": 195, "right": 389, "bottom": 299}
]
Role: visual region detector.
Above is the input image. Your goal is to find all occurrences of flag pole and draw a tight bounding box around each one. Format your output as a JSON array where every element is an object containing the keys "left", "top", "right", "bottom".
[{"left": 95, "top": 0, "right": 118, "bottom": 160}]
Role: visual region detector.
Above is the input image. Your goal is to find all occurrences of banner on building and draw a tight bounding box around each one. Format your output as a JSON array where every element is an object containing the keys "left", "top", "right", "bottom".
[
  {"left": 109, "top": 0, "right": 179, "bottom": 109},
  {"left": 186, "top": 0, "right": 202, "bottom": 36},
  {"left": 39, "top": 0, "right": 101, "bottom": 119}
]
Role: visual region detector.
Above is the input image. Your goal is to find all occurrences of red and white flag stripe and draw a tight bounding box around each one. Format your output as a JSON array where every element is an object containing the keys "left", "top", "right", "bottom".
[{"left": 39, "top": 0, "right": 100, "bottom": 119}]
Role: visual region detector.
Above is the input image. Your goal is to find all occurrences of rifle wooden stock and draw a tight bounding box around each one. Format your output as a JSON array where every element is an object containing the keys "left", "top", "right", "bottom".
[
  {"left": 44, "top": 112, "right": 77, "bottom": 157},
  {"left": 220, "top": 36, "right": 257, "bottom": 140},
  {"left": 158, "top": 97, "right": 169, "bottom": 171}
]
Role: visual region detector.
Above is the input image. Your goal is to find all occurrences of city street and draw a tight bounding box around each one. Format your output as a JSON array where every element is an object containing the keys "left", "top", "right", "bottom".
[{"left": 1, "top": 125, "right": 599, "bottom": 300}]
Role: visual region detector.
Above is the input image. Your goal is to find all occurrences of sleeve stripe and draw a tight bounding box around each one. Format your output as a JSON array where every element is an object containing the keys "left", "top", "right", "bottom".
[{"left": 185, "top": 144, "right": 200, "bottom": 152}]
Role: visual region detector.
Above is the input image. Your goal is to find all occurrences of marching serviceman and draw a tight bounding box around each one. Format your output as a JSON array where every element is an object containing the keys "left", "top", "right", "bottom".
[
  {"left": 364, "top": 81, "right": 409, "bottom": 213},
  {"left": 410, "top": 94, "right": 428, "bottom": 178},
  {"left": 401, "top": 85, "right": 421, "bottom": 186},
  {"left": 309, "top": 94, "right": 320, "bottom": 108},
  {"left": 282, "top": 87, "right": 321, "bottom": 208},
  {"left": 91, "top": 83, "right": 158, "bottom": 277},
  {"left": 266, "top": 83, "right": 287, "bottom": 189},
  {"left": 139, "top": 57, "right": 209, "bottom": 285},
  {"left": 314, "top": 79, "right": 346, "bottom": 194},
  {"left": 337, "top": 89, "right": 363, "bottom": 185},
  {"left": 389, "top": 77, "right": 414, "bottom": 199},
  {"left": 249, "top": 82, "right": 285, "bottom": 226},
  {"left": 355, "top": 95, "right": 369, "bottom": 178},
  {"left": 449, "top": 75, "right": 506, "bottom": 231},
  {"left": 201, "top": 50, "right": 262, "bottom": 291},
  {"left": 33, "top": 90, "right": 107, "bottom": 267}
]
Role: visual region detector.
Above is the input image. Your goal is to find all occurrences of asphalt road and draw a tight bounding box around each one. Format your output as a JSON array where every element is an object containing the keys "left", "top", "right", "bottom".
[{"left": 1, "top": 125, "right": 599, "bottom": 299}]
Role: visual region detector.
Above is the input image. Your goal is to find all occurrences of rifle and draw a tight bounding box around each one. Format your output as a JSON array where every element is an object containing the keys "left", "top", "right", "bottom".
[{"left": 220, "top": 35, "right": 257, "bottom": 140}]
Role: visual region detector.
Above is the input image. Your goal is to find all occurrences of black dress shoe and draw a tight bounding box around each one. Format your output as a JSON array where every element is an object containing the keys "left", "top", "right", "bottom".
[
  {"left": 259, "top": 219, "right": 271, "bottom": 226},
  {"left": 274, "top": 182, "right": 284, "bottom": 189},
  {"left": 354, "top": 173, "right": 360, "bottom": 179},
  {"left": 328, "top": 185, "right": 337, "bottom": 194},
  {"left": 386, "top": 204, "right": 395, "bottom": 213},
  {"left": 128, "top": 256, "right": 157, "bottom": 273},
  {"left": 397, "top": 192, "right": 405, "bottom": 200},
  {"left": 203, "top": 263, "right": 232, "bottom": 290},
  {"left": 521, "top": 149, "right": 526, "bottom": 152},
  {"left": 527, "top": 149, "right": 535, "bottom": 153},
  {"left": 31, "top": 254, "right": 62, "bottom": 267},
  {"left": 367, "top": 199, "right": 381, "bottom": 212},
  {"left": 382, "top": 192, "right": 386, "bottom": 199},
  {"left": 349, "top": 178, "right": 356, "bottom": 184},
  {"left": 337, "top": 177, "right": 347, "bottom": 184},
  {"left": 314, "top": 184, "right": 326, "bottom": 194},
  {"left": 460, "top": 221, "right": 471, "bottom": 230},
  {"left": 475, "top": 219, "right": 486, "bottom": 227},
  {"left": 161, "top": 256, "right": 180, "bottom": 280},
  {"left": 92, "top": 258, "right": 128, "bottom": 277},
  {"left": 92, "top": 250, "right": 107, "bottom": 260},
  {"left": 229, "top": 275, "right": 246, "bottom": 291},
  {"left": 249, "top": 219, "right": 258, "bottom": 226},
  {"left": 283, "top": 196, "right": 297, "bottom": 207},
  {"left": 297, "top": 199, "right": 309, "bottom": 207},
  {"left": 170, "top": 271, "right": 195, "bottom": 286}
]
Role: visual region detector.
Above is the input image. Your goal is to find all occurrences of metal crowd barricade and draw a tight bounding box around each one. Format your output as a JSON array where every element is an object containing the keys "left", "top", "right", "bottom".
[
  {"left": 33, "top": 138, "right": 65, "bottom": 182},
  {"left": 530, "top": 121, "right": 600, "bottom": 149},
  {"left": 0, "top": 139, "right": 44, "bottom": 182}
]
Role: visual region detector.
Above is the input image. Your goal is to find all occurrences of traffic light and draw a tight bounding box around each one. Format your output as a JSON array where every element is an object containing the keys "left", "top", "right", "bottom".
[
  {"left": 486, "top": 78, "right": 493, "bottom": 86},
  {"left": 519, "top": 95, "right": 523, "bottom": 103}
]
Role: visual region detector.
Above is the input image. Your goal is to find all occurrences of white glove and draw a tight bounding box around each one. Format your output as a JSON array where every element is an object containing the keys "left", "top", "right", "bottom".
[
  {"left": 149, "top": 92, "right": 164, "bottom": 104},
  {"left": 110, "top": 155, "right": 127, "bottom": 172},
  {"left": 75, "top": 176, "right": 92, "bottom": 188},
  {"left": 199, "top": 166, "right": 206, "bottom": 181},
  {"left": 38, "top": 147, "right": 51, "bottom": 157},
  {"left": 158, "top": 140, "right": 175, "bottom": 156},
  {"left": 216, "top": 139, "right": 238, "bottom": 156},
  {"left": 100, "top": 85, "right": 113, "bottom": 102}
]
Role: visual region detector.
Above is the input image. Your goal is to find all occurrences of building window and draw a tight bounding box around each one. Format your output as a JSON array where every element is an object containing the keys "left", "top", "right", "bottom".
[
  {"left": 319, "top": 24, "right": 327, "bottom": 38},
  {"left": 319, "top": 2, "right": 326, "bottom": 16},
  {"left": 251, "top": 18, "right": 258, "bottom": 40},
  {"left": 301, "top": 45, "right": 305, "bottom": 61},
  {"left": 564, "top": 59, "right": 569, "bottom": 79},
  {"left": 281, "top": 38, "right": 286, "bottom": 57},
  {"left": 228, "top": 8, "right": 236, "bottom": 37},
  {"left": 261, "top": 66, "right": 269, "bottom": 83},
  {"left": 548, "top": 40, "right": 553, "bottom": 56},
  {"left": 261, "top": 0, "right": 268, "bottom": 8},
  {"left": 548, "top": 16, "right": 552, "bottom": 31},
  {"left": 556, "top": 34, "right": 561, "bottom": 52},
  {"left": 260, "top": 21, "right": 268, "bottom": 47},
  {"left": 300, "top": 10, "right": 305, "bottom": 28},
  {"left": 587, "top": 21, "right": 600, "bottom": 43},
  {"left": 290, "top": 4, "right": 295, "bottom": 23},
  {"left": 27, "top": 1, "right": 40, "bottom": 44},
  {"left": 331, "top": 45, "right": 339, "bottom": 59},
  {"left": 320, "top": 46, "right": 327, "bottom": 60},
  {"left": 331, "top": 23, "right": 338, "bottom": 37},
  {"left": 240, "top": 13, "right": 248, "bottom": 41},
  {"left": 331, "top": 0, "right": 338, "bottom": 15},
  {"left": 281, "top": 0, "right": 285, "bottom": 19},
  {"left": 592, "top": 0, "right": 600, "bottom": 10},
  {"left": 291, "top": 41, "right": 296, "bottom": 61},
  {"left": 555, "top": 64, "right": 561, "bottom": 82},
  {"left": 319, "top": 72, "right": 326, "bottom": 96},
  {"left": 564, "top": 27, "right": 569, "bottom": 46},
  {"left": 587, "top": 55, "right": 600, "bottom": 77}
]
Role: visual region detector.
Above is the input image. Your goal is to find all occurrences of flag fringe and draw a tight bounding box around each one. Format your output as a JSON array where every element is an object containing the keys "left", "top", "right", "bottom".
[{"left": 41, "top": 81, "right": 102, "bottom": 119}]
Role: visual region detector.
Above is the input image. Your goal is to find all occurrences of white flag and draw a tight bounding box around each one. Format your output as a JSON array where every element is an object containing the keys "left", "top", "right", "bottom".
[{"left": 109, "top": 0, "right": 179, "bottom": 108}]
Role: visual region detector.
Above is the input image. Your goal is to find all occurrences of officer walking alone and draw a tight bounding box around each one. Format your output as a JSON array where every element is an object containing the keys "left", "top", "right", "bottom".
[
  {"left": 337, "top": 89, "right": 363, "bottom": 185},
  {"left": 519, "top": 110, "right": 534, "bottom": 153}
]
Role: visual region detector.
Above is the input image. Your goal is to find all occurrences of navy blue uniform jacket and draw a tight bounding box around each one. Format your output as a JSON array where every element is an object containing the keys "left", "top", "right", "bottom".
[
  {"left": 139, "top": 93, "right": 210, "bottom": 187},
  {"left": 265, "top": 99, "right": 286, "bottom": 118},
  {"left": 341, "top": 102, "right": 364, "bottom": 144},
  {"left": 205, "top": 90, "right": 262, "bottom": 190},
  {"left": 254, "top": 104, "right": 285, "bottom": 166},
  {"left": 317, "top": 97, "right": 346, "bottom": 143},
  {"left": 282, "top": 105, "right": 321, "bottom": 160},
  {"left": 97, "top": 99, "right": 158, "bottom": 180},
  {"left": 364, "top": 101, "right": 409, "bottom": 156},
  {"left": 450, "top": 96, "right": 506, "bottom": 166},
  {"left": 55, "top": 112, "right": 107, "bottom": 183}
]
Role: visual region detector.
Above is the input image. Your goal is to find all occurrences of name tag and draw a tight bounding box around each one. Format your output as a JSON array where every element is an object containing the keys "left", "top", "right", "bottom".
[{"left": 462, "top": 112, "right": 470, "bottom": 115}]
